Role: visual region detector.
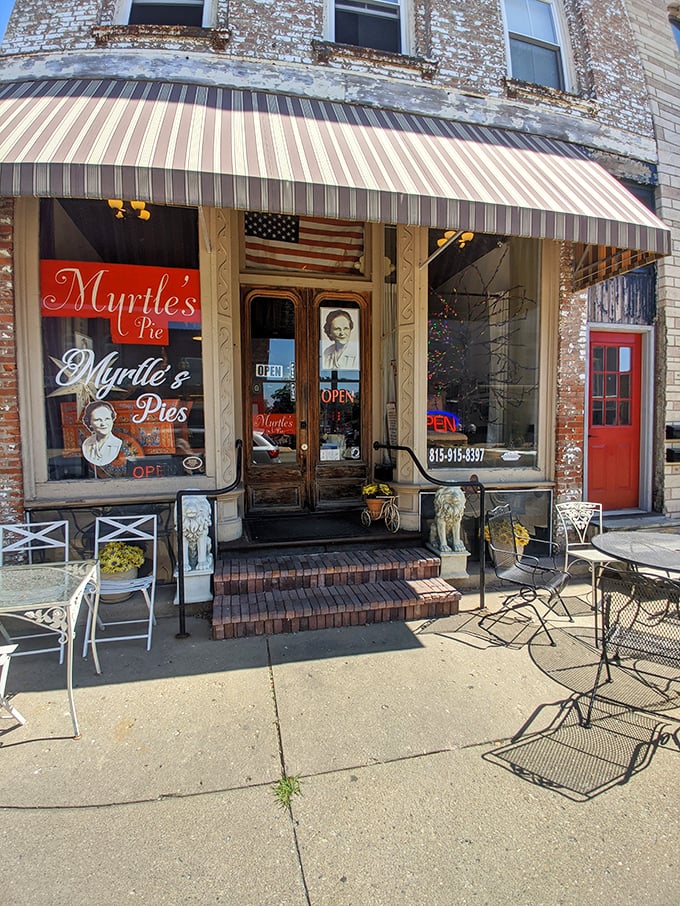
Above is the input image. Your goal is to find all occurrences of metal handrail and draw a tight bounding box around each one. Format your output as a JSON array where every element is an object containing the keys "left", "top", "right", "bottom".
[
  {"left": 175, "top": 439, "right": 243, "bottom": 639},
  {"left": 372, "top": 441, "right": 486, "bottom": 609}
]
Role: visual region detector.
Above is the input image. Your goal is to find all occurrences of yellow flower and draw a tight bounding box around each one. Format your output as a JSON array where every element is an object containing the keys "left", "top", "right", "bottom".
[
  {"left": 361, "top": 481, "right": 394, "bottom": 498},
  {"left": 484, "top": 522, "right": 530, "bottom": 546},
  {"left": 99, "top": 541, "right": 145, "bottom": 573}
]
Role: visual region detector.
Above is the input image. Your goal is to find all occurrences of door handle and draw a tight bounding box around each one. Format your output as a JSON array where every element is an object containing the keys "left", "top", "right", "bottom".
[{"left": 301, "top": 443, "right": 308, "bottom": 451}]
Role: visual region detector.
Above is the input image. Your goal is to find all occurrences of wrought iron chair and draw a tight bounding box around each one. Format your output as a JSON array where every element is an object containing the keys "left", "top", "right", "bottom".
[
  {"left": 0, "top": 643, "right": 26, "bottom": 725},
  {"left": 555, "top": 501, "right": 614, "bottom": 643},
  {"left": 0, "top": 521, "right": 70, "bottom": 662},
  {"left": 482, "top": 504, "right": 572, "bottom": 646},
  {"left": 582, "top": 567, "right": 680, "bottom": 727},
  {"left": 83, "top": 514, "right": 158, "bottom": 655}
]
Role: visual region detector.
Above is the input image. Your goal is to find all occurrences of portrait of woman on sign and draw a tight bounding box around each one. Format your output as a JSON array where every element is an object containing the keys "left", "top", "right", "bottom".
[
  {"left": 81, "top": 400, "right": 143, "bottom": 478},
  {"left": 320, "top": 308, "right": 360, "bottom": 372}
]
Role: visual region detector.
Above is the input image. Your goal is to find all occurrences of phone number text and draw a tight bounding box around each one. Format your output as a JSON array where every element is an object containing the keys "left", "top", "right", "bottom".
[{"left": 428, "top": 446, "right": 485, "bottom": 466}]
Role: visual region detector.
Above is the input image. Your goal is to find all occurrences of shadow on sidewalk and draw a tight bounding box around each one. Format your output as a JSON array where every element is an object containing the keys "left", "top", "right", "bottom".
[
  {"left": 421, "top": 602, "right": 680, "bottom": 800},
  {"left": 483, "top": 695, "right": 674, "bottom": 801}
]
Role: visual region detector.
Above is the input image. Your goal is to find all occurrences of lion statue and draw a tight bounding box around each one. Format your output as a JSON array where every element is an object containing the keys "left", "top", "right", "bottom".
[
  {"left": 176, "top": 494, "right": 213, "bottom": 572},
  {"left": 428, "top": 485, "right": 467, "bottom": 554}
]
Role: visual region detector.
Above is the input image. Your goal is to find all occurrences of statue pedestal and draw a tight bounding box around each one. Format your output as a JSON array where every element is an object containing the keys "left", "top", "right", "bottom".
[
  {"left": 174, "top": 567, "right": 213, "bottom": 605},
  {"left": 427, "top": 544, "right": 470, "bottom": 579}
]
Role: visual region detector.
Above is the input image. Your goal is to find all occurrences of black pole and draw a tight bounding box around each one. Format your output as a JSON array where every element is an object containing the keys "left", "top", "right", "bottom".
[
  {"left": 175, "top": 439, "right": 243, "bottom": 639},
  {"left": 372, "top": 441, "right": 486, "bottom": 611}
]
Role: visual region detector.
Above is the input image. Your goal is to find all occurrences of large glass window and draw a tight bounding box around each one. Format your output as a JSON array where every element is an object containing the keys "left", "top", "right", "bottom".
[
  {"left": 427, "top": 234, "right": 540, "bottom": 470},
  {"left": 39, "top": 199, "right": 205, "bottom": 482},
  {"left": 334, "top": 0, "right": 403, "bottom": 54},
  {"left": 504, "top": 0, "right": 565, "bottom": 90}
]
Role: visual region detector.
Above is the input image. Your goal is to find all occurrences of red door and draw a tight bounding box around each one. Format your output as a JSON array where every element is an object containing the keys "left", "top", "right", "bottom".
[{"left": 587, "top": 332, "right": 642, "bottom": 510}]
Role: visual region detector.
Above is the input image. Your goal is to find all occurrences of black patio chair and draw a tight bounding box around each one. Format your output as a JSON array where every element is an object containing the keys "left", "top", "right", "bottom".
[
  {"left": 482, "top": 504, "right": 572, "bottom": 646},
  {"left": 582, "top": 567, "right": 680, "bottom": 727}
]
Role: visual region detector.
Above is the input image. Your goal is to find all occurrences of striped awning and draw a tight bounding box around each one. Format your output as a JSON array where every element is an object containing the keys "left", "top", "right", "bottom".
[{"left": 0, "top": 78, "right": 670, "bottom": 263}]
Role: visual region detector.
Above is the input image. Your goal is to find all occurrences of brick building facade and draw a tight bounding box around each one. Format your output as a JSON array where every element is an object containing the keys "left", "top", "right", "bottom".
[{"left": 0, "top": 0, "right": 675, "bottom": 556}]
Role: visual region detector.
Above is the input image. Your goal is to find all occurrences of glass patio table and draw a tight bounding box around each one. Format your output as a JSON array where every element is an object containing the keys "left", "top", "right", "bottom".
[
  {"left": 592, "top": 531, "right": 680, "bottom": 574},
  {"left": 0, "top": 560, "right": 100, "bottom": 737}
]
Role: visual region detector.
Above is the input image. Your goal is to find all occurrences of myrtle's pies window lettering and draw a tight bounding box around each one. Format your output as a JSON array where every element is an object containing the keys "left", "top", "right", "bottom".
[{"left": 39, "top": 199, "right": 205, "bottom": 482}]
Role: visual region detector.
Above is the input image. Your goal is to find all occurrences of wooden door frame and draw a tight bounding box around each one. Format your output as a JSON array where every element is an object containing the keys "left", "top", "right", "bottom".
[
  {"left": 585, "top": 325, "right": 653, "bottom": 513},
  {"left": 241, "top": 286, "right": 371, "bottom": 513}
]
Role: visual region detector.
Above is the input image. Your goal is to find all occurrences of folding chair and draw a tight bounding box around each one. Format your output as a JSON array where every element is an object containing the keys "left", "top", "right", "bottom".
[
  {"left": 482, "top": 504, "right": 572, "bottom": 646},
  {"left": 83, "top": 514, "right": 158, "bottom": 655},
  {"left": 555, "top": 501, "right": 614, "bottom": 644},
  {"left": 0, "top": 644, "right": 26, "bottom": 725},
  {"left": 0, "top": 521, "right": 70, "bottom": 662}
]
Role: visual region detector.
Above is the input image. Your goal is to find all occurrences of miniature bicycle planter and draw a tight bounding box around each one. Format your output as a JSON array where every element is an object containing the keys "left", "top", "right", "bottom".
[{"left": 361, "top": 495, "right": 400, "bottom": 532}]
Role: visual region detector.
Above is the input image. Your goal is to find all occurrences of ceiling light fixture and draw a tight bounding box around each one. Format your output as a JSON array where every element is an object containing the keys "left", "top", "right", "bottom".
[
  {"left": 419, "top": 229, "right": 475, "bottom": 269},
  {"left": 107, "top": 199, "right": 151, "bottom": 221}
]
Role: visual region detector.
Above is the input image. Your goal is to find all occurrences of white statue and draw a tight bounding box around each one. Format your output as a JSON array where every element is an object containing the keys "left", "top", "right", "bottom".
[
  {"left": 429, "top": 486, "right": 467, "bottom": 553},
  {"left": 177, "top": 494, "right": 213, "bottom": 572}
]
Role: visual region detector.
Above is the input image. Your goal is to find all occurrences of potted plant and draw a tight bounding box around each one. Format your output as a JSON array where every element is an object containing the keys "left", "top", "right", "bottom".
[
  {"left": 361, "top": 481, "right": 395, "bottom": 519},
  {"left": 484, "top": 521, "right": 530, "bottom": 555},
  {"left": 98, "top": 541, "right": 145, "bottom": 601}
]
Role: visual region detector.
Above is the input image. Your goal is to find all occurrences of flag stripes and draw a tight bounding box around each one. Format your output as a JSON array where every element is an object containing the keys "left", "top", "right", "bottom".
[{"left": 244, "top": 212, "right": 364, "bottom": 274}]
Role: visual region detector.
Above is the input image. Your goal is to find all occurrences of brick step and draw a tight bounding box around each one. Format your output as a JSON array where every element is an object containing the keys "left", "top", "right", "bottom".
[
  {"left": 214, "top": 547, "right": 440, "bottom": 596},
  {"left": 211, "top": 576, "right": 460, "bottom": 639}
]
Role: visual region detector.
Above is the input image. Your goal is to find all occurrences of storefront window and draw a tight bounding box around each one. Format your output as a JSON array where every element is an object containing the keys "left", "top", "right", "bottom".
[
  {"left": 427, "top": 234, "right": 539, "bottom": 470},
  {"left": 39, "top": 199, "right": 205, "bottom": 482}
]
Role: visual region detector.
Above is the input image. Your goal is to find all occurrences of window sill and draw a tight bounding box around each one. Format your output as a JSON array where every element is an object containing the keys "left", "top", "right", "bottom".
[
  {"left": 504, "top": 78, "right": 598, "bottom": 116},
  {"left": 312, "top": 39, "right": 438, "bottom": 81},
  {"left": 92, "top": 24, "right": 231, "bottom": 52}
]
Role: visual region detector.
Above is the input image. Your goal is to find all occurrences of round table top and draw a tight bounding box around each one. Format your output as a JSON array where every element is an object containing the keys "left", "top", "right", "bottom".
[{"left": 592, "top": 531, "right": 680, "bottom": 573}]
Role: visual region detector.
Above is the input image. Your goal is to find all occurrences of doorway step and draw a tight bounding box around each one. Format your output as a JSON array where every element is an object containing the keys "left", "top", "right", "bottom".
[{"left": 211, "top": 547, "right": 459, "bottom": 639}]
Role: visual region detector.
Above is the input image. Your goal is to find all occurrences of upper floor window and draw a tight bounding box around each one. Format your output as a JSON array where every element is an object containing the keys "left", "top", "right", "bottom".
[
  {"left": 671, "top": 16, "right": 680, "bottom": 53},
  {"left": 503, "top": 0, "right": 566, "bottom": 90},
  {"left": 126, "top": 0, "right": 207, "bottom": 27},
  {"left": 334, "top": 0, "right": 403, "bottom": 54}
]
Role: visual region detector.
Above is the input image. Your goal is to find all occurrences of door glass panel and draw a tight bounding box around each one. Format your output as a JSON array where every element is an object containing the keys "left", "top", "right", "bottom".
[
  {"left": 605, "top": 374, "right": 618, "bottom": 397},
  {"left": 619, "top": 347, "right": 631, "bottom": 372},
  {"left": 319, "top": 301, "right": 362, "bottom": 462},
  {"left": 620, "top": 373, "right": 630, "bottom": 399},
  {"left": 249, "top": 296, "right": 297, "bottom": 465}
]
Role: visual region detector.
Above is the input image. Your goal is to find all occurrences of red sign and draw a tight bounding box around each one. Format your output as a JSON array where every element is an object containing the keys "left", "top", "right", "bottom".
[
  {"left": 40, "top": 260, "right": 201, "bottom": 345},
  {"left": 252, "top": 413, "right": 296, "bottom": 434}
]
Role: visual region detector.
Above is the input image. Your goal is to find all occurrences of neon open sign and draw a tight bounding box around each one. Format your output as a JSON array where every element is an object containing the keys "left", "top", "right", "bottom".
[{"left": 427, "top": 410, "right": 461, "bottom": 433}]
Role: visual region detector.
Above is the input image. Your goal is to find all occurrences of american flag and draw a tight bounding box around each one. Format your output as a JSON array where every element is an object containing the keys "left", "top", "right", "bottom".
[{"left": 244, "top": 212, "right": 364, "bottom": 274}]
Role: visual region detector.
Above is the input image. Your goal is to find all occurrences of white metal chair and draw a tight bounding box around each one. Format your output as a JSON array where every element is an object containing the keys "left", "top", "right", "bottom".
[
  {"left": 555, "top": 501, "right": 614, "bottom": 643},
  {"left": 0, "top": 521, "right": 70, "bottom": 662},
  {"left": 0, "top": 643, "right": 26, "bottom": 725},
  {"left": 83, "top": 514, "right": 158, "bottom": 655}
]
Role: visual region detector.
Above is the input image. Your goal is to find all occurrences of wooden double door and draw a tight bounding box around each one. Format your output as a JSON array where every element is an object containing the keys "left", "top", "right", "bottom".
[{"left": 243, "top": 287, "right": 370, "bottom": 512}]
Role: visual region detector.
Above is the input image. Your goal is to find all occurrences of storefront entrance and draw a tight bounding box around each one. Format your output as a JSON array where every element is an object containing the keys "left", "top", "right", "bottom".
[{"left": 243, "top": 288, "right": 370, "bottom": 513}]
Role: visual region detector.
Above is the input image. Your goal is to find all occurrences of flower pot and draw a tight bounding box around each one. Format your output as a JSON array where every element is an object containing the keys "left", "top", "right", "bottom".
[
  {"left": 100, "top": 566, "right": 138, "bottom": 603},
  {"left": 365, "top": 497, "right": 384, "bottom": 519}
]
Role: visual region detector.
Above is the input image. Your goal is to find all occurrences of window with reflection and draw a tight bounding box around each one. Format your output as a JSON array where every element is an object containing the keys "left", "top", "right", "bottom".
[
  {"left": 249, "top": 296, "right": 297, "bottom": 466},
  {"left": 427, "top": 234, "right": 540, "bottom": 470},
  {"left": 40, "top": 199, "right": 205, "bottom": 482}
]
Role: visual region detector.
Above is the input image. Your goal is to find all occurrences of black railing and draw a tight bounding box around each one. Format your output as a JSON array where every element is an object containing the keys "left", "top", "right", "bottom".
[
  {"left": 372, "top": 441, "right": 486, "bottom": 609},
  {"left": 175, "top": 439, "right": 243, "bottom": 639}
]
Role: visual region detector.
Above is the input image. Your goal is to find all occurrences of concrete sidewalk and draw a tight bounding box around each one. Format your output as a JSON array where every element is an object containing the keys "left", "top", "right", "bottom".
[{"left": 1, "top": 582, "right": 679, "bottom": 906}]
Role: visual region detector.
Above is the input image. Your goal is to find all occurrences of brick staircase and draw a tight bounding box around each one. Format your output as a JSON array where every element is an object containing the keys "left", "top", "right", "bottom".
[{"left": 211, "top": 547, "right": 459, "bottom": 639}]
